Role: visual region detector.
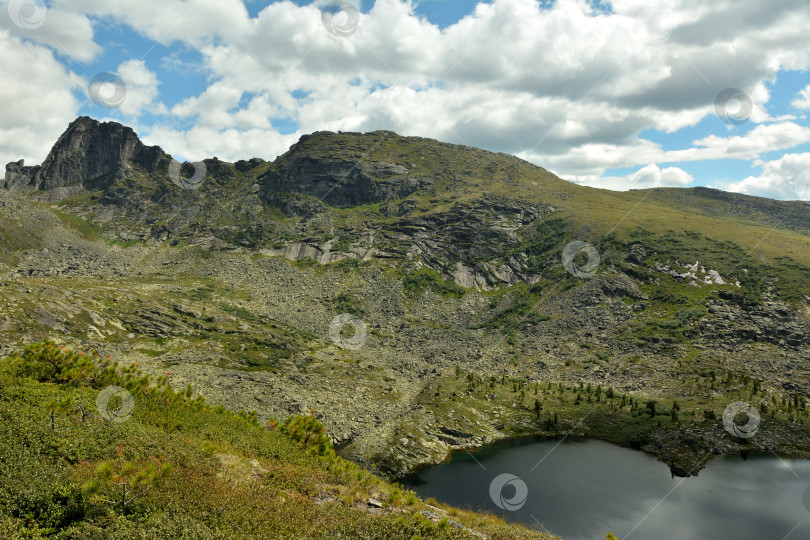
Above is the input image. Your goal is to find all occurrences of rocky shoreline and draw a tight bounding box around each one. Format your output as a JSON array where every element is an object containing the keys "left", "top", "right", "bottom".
[{"left": 387, "top": 423, "right": 810, "bottom": 482}]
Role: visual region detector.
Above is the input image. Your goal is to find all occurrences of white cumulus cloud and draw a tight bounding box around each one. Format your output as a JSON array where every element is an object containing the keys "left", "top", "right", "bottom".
[
  {"left": 0, "top": 31, "right": 83, "bottom": 166},
  {"left": 729, "top": 153, "right": 810, "bottom": 200},
  {"left": 793, "top": 84, "right": 810, "bottom": 110},
  {"left": 584, "top": 163, "right": 694, "bottom": 191},
  {"left": 115, "top": 59, "right": 166, "bottom": 118}
]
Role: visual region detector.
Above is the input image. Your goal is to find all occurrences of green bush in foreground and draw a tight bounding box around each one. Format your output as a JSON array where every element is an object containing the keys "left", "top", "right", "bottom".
[
  {"left": 81, "top": 456, "right": 172, "bottom": 515},
  {"left": 0, "top": 341, "right": 553, "bottom": 539},
  {"left": 274, "top": 413, "right": 335, "bottom": 457}
]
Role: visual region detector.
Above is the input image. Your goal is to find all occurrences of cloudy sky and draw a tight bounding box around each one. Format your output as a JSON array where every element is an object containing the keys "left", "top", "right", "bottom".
[{"left": 1, "top": 0, "right": 810, "bottom": 199}]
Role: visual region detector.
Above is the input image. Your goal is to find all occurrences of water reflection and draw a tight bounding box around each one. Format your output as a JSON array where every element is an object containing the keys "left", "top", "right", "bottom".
[{"left": 401, "top": 438, "right": 810, "bottom": 540}]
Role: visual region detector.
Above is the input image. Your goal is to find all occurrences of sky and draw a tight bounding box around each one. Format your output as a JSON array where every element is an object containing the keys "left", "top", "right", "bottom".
[{"left": 1, "top": 0, "right": 810, "bottom": 200}]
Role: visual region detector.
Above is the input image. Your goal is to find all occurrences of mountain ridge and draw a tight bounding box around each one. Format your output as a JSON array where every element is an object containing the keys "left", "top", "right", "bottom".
[
  {"left": 1, "top": 116, "right": 809, "bottom": 483},
  {"left": 4, "top": 116, "right": 810, "bottom": 286}
]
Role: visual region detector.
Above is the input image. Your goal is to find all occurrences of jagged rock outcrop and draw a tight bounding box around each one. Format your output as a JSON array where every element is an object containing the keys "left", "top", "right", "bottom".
[
  {"left": 258, "top": 131, "right": 432, "bottom": 210},
  {"left": 2, "top": 116, "right": 168, "bottom": 196},
  {"left": 3, "top": 159, "right": 37, "bottom": 191},
  {"left": 387, "top": 197, "right": 550, "bottom": 287},
  {"left": 700, "top": 293, "right": 809, "bottom": 347}
]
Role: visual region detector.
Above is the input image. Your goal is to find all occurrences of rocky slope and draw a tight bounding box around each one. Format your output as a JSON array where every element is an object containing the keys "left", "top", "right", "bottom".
[{"left": 1, "top": 117, "right": 810, "bottom": 480}]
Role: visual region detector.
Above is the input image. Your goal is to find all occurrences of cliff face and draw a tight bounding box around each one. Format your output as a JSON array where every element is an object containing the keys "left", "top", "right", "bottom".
[
  {"left": 3, "top": 159, "right": 37, "bottom": 191},
  {"left": 258, "top": 131, "right": 431, "bottom": 210},
  {"left": 2, "top": 116, "right": 168, "bottom": 193}
]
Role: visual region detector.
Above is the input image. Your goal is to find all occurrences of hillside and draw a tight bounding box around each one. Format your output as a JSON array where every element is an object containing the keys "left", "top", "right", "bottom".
[
  {"left": 0, "top": 341, "right": 551, "bottom": 539},
  {"left": 1, "top": 115, "right": 809, "bottom": 489}
]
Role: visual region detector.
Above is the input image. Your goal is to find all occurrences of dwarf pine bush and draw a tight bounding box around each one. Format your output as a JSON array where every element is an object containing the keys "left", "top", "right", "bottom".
[
  {"left": 276, "top": 413, "right": 335, "bottom": 457},
  {"left": 81, "top": 457, "right": 172, "bottom": 515}
]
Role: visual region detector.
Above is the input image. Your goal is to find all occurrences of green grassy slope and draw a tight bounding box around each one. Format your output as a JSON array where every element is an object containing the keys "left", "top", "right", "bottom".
[{"left": 0, "top": 341, "right": 555, "bottom": 539}]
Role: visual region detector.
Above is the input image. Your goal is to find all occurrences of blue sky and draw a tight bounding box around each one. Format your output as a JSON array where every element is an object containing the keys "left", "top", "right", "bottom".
[{"left": 2, "top": 0, "right": 810, "bottom": 199}]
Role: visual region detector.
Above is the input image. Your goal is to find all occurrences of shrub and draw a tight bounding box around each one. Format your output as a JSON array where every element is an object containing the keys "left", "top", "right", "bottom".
[
  {"left": 0, "top": 342, "right": 550, "bottom": 538},
  {"left": 402, "top": 268, "right": 466, "bottom": 298},
  {"left": 277, "top": 414, "right": 335, "bottom": 457},
  {"left": 82, "top": 456, "right": 172, "bottom": 515},
  {"left": 9, "top": 340, "right": 144, "bottom": 391}
]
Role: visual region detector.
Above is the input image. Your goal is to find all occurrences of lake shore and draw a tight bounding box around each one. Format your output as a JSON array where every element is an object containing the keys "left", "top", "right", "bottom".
[
  {"left": 386, "top": 415, "right": 810, "bottom": 482},
  {"left": 399, "top": 437, "right": 810, "bottom": 540}
]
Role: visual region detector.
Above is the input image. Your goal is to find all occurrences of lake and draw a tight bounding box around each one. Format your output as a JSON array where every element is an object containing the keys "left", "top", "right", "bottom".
[{"left": 401, "top": 438, "right": 810, "bottom": 540}]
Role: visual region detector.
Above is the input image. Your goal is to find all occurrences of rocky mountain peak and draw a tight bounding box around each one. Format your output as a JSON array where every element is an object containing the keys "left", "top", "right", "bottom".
[
  {"left": 258, "top": 130, "right": 450, "bottom": 209},
  {"left": 3, "top": 116, "right": 168, "bottom": 197}
]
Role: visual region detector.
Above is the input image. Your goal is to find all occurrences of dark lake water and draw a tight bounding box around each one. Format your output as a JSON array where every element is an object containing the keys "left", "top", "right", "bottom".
[{"left": 401, "top": 438, "right": 810, "bottom": 540}]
